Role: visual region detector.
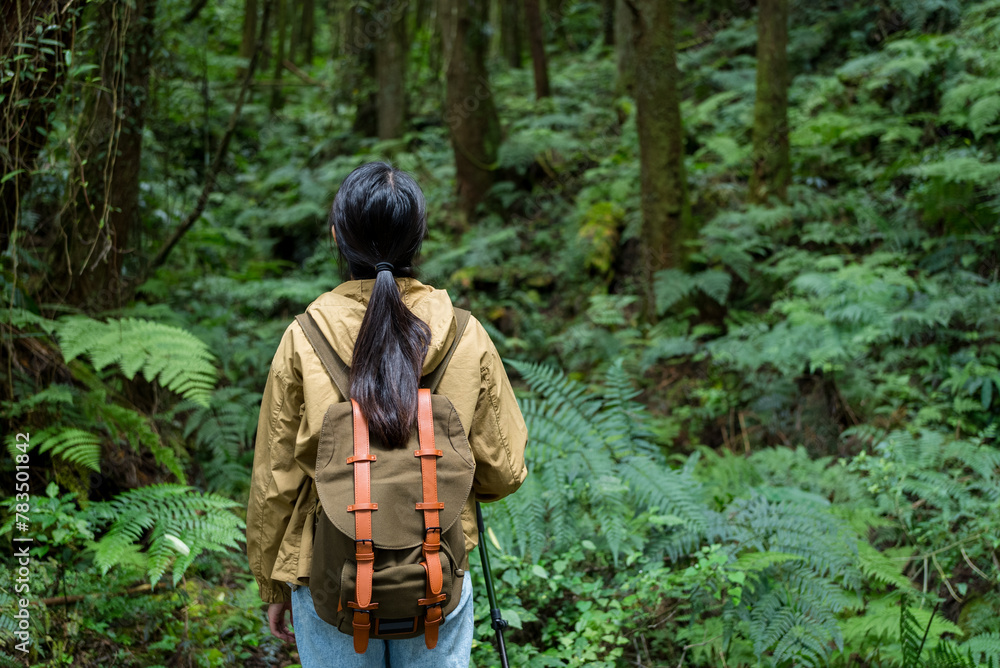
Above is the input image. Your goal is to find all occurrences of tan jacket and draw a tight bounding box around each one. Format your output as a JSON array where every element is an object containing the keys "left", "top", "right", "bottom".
[{"left": 246, "top": 277, "right": 529, "bottom": 604}]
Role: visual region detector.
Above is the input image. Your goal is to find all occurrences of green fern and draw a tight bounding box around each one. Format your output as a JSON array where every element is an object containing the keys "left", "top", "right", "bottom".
[
  {"left": 180, "top": 386, "right": 261, "bottom": 494},
  {"left": 965, "top": 633, "right": 1000, "bottom": 668},
  {"left": 494, "top": 359, "right": 707, "bottom": 563},
  {"left": 57, "top": 316, "right": 217, "bottom": 407},
  {"left": 86, "top": 484, "right": 245, "bottom": 588},
  {"left": 4, "top": 426, "right": 101, "bottom": 472}
]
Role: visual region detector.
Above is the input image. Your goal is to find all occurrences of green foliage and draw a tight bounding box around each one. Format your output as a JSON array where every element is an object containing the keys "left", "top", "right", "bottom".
[
  {"left": 5, "top": 427, "right": 101, "bottom": 471},
  {"left": 4, "top": 0, "right": 1000, "bottom": 664},
  {"left": 86, "top": 484, "right": 245, "bottom": 588},
  {"left": 492, "top": 359, "right": 705, "bottom": 563},
  {"left": 57, "top": 316, "right": 218, "bottom": 407}
]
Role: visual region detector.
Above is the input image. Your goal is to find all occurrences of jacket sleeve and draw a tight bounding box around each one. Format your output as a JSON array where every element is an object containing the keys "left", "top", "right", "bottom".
[
  {"left": 468, "top": 322, "right": 529, "bottom": 502},
  {"left": 246, "top": 328, "right": 305, "bottom": 604}
]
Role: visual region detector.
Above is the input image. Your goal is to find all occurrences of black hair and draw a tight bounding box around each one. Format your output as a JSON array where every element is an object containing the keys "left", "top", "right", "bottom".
[{"left": 329, "top": 161, "right": 431, "bottom": 448}]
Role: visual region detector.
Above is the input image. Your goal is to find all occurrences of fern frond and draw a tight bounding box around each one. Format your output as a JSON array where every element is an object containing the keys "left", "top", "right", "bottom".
[
  {"left": 86, "top": 484, "right": 245, "bottom": 587},
  {"left": 5, "top": 427, "right": 101, "bottom": 472},
  {"left": 57, "top": 316, "right": 217, "bottom": 406}
]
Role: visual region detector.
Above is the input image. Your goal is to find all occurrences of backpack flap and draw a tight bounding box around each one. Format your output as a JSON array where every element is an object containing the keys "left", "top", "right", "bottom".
[{"left": 314, "top": 395, "right": 475, "bottom": 550}]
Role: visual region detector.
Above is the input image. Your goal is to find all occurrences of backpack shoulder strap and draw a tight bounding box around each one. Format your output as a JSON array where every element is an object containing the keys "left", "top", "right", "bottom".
[
  {"left": 421, "top": 307, "right": 471, "bottom": 394},
  {"left": 295, "top": 312, "right": 351, "bottom": 399}
]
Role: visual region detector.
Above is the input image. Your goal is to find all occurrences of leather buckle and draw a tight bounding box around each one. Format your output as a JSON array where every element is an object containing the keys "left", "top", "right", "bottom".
[
  {"left": 423, "top": 527, "right": 441, "bottom": 551},
  {"left": 356, "top": 539, "right": 375, "bottom": 562}
]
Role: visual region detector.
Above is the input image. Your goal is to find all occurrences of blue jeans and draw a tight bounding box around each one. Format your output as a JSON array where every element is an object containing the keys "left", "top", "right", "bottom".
[{"left": 289, "top": 576, "right": 473, "bottom": 668}]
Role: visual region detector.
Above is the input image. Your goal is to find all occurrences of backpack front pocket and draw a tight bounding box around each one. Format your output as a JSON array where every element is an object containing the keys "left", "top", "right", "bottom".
[{"left": 340, "top": 550, "right": 454, "bottom": 622}]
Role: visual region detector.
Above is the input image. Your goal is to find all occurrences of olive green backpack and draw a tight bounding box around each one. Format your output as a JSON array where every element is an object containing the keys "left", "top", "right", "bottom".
[{"left": 294, "top": 308, "right": 475, "bottom": 654}]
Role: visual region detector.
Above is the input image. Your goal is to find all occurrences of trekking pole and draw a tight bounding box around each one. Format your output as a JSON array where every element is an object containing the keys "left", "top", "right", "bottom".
[{"left": 475, "top": 501, "right": 510, "bottom": 668}]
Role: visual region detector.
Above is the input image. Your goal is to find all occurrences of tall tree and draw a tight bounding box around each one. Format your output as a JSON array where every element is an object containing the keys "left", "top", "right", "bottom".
[
  {"left": 441, "top": 0, "right": 500, "bottom": 225},
  {"left": 295, "top": 0, "right": 316, "bottom": 63},
  {"left": 500, "top": 0, "right": 523, "bottom": 68},
  {"left": 614, "top": 0, "right": 635, "bottom": 96},
  {"left": 344, "top": 2, "right": 378, "bottom": 137},
  {"left": 524, "top": 0, "right": 550, "bottom": 98},
  {"left": 375, "top": 0, "right": 407, "bottom": 139},
  {"left": 748, "top": 0, "right": 790, "bottom": 204},
  {"left": 238, "top": 0, "right": 258, "bottom": 76},
  {"left": 1, "top": 0, "right": 77, "bottom": 252},
  {"left": 630, "top": 0, "right": 692, "bottom": 318},
  {"left": 602, "top": 0, "right": 615, "bottom": 48},
  {"left": 41, "top": 0, "right": 158, "bottom": 311},
  {"left": 270, "top": 0, "right": 288, "bottom": 110}
]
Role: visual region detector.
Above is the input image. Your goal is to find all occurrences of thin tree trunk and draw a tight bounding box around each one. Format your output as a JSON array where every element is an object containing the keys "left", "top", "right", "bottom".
[
  {"left": 501, "top": 0, "right": 522, "bottom": 68},
  {"left": 238, "top": 0, "right": 258, "bottom": 76},
  {"left": 614, "top": 0, "right": 635, "bottom": 96},
  {"left": 376, "top": 0, "right": 407, "bottom": 139},
  {"left": 748, "top": 0, "right": 790, "bottom": 204},
  {"left": 346, "top": 2, "right": 378, "bottom": 137},
  {"left": 441, "top": 0, "right": 500, "bottom": 226},
  {"left": 602, "top": 0, "right": 614, "bottom": 47},
  {"left": 270, "top": 0, "right": 287, "bottom": 110},
  {"left": 0, "top": 0, "right": 77, "bottom": 253},
  {"left": 524, "top": 0, "right": 550, "bottom": 98},
  {"left": 296, "top": 0, "right": 315, "bottom": 63},
  {"left": 41, "top": 0, "right": 158, "bottom": 311},
  {"left": 632, "top": 0, "right": 692, "bottom": 319}
]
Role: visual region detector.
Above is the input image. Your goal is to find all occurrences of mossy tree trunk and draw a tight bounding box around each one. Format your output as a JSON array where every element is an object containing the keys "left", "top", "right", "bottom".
[
  {"left": 632, "top": 0, "right": 692, "bottom": 320},
  {"left": 441, "top": 0, "right": 500, "bottom": 226},
  {"left": 376, "top": 0, "right": 407, "bottom": 139},
  {"left": 41, "top": 0, "right": 157, "bottom": 311},
  {"left": 524, "top": 0, "right": 550, "bottom": 98},
  {"left": 748, "top": 0, "right": 790, "bottom": 204}
]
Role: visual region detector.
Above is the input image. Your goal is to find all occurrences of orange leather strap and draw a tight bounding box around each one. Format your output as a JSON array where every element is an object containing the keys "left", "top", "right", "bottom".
[
  {"left": 414, "top": 388, "right": 444, "bottom": 649},
  {"left": 347, "top": 398, "right": 377, "bottom": 653}
]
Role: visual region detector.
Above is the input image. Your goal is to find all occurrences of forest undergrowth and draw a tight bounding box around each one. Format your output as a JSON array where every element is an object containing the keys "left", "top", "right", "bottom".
[{"left": 2, "top": 0, "right": 1000, "bottom": 666}]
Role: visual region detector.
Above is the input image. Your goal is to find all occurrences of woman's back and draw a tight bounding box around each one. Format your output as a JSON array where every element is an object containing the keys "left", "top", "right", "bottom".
[{"left": 245, "top": 162, "right": 527, "bottom": 667}]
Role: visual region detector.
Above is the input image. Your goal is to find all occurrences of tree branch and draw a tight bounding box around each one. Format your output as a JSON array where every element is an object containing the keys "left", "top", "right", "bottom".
[
  {"left": 148, "top": 0, "right": 272, "bottom": 274},
  {"left": 181, "top": 0, "right": 208, "bottom": 23}
]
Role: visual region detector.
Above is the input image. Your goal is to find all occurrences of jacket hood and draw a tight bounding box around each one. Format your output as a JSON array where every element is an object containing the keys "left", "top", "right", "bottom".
[{"left": 303, "top": 277, "right": 457, "bottom": 376}]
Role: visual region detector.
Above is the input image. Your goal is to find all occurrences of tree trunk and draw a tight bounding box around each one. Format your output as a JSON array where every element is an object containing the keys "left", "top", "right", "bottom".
[
  {"left": 632, "top": 0, "right": 691, "bottom": 319},
  {"left": 345, "top": 2, "right": 378, "bottom": 137},
  {"left": 524, "top": 0, "right": 550, "bottom": 98},
  {"left": 41, "top": 0, "right": 158, "bottom": 312},
  {"left": 748, "top": 0, "right": 790, "bottom": 204},
  {"left": 501, "top": 0, "right": 522, "bottom": 68},
  {"left": 270, "top": 0, "right": 287, "bottom": 110},
  {"left": 602, "top": 0, "right": 614, "bottom": 47},
  {"left": 441, "top": 0, "right": 500, "bottom": 226},
  {"left": 238, "top": 0, "right": 257, "bottom": 76},
  {"left": 614, "top": 0, "right": 635, "bottom": 96},
  {"left": 296, "top": 0, "right": 315, "bottom": 63},
  {"left": 376, "top": 0, "right": 407, "bottom": 139},
  {"left": 0, "top": 0, "right": 77, "bottom": 253}
]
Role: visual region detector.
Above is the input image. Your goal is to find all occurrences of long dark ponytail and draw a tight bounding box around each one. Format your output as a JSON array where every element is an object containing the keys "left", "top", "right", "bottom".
[{"left": 330, "top": 162, "right": 431, "bottom": 448}]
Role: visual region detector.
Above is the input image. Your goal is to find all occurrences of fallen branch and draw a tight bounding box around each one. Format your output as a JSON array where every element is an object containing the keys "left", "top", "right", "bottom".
[{"left": 36, "top": 581, "right": 172, "bottom": 607}]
